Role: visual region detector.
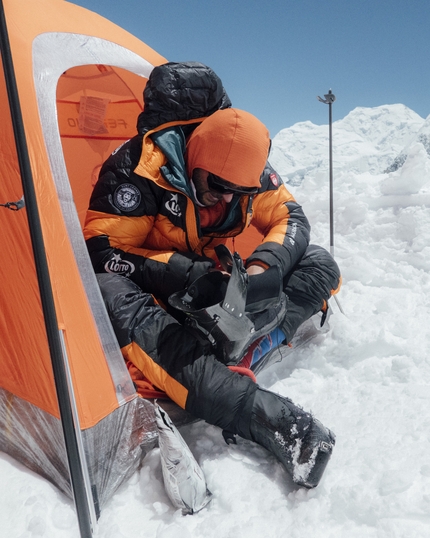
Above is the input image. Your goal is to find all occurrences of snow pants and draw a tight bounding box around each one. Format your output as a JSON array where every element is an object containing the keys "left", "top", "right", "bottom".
[{"left": 97, "top": 244, "right": 340, "bottom": 429}]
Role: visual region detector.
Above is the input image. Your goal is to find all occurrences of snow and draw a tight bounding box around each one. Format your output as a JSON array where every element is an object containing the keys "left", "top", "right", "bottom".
[{"left": 1, "top": 103, "right": 430, "bottom": 537}]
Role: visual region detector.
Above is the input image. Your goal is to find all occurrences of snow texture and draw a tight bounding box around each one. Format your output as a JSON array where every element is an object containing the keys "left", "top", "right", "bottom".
[{"left": 1, "top": 104, "right": 430, "bottom": 538}]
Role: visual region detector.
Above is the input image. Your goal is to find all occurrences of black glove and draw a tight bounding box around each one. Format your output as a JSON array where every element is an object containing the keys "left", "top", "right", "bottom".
[{"left": 169, "top": 251, "right": 215, "bottom": 289}]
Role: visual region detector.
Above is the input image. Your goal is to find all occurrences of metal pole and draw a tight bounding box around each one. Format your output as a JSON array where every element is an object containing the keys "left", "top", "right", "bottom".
[
  {"left": 0, "top": 2, "right": 94, "bottom": 536},
  {"left": 317, "top": 90, "right": 345, "bottom": 315},
  {"left": 317, "top": 89, "right": 336, "bottom": 257},
  {"left": 328, "top": 96, "right": 334, "bottom": 257}
]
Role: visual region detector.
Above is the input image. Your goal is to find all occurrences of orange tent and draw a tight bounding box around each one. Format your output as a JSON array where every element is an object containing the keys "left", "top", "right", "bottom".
[{"left": 0, "top": 0, "right": 165, "bottom": 533}]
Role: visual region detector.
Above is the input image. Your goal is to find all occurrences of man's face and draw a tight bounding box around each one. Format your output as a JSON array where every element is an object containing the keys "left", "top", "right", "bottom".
[
  {"left": 192, "top": 168, "right": 258, "bottom": 207},
  {"left": 192, "top": 168, "right": 231, "bottom": 206}
]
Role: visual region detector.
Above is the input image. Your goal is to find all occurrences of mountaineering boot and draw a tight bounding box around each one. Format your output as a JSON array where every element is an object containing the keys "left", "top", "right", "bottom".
[
  {"left": 247, "top": 388, "right": 335, "bottom": 488},
  {"left": 238, "top": 327, "right": 286, "bottom": 370},
  {"left": 169, "top": 260, "right": 288, "bottom": 365},
  {"left": 280, "top": 298, "right": 320, "bottom": 346},
  {"left": 219, "top": 293, "right": 287, "bottom": 364},
  {"left": 237, "top": 295, "right": 327, "bottom": 374}
]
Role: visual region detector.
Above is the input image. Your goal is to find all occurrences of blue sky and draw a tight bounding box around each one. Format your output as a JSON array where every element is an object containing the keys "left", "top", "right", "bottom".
[{"left": 73, "top": 0, "right": 430, "bottom": 137}]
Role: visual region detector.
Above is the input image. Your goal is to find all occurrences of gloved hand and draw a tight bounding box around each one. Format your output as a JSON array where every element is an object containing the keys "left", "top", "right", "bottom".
[
  {"left": 187, "top": 257, "right": 216, "bottom": 286},
  {"left": 169, "top": 251, "right": 216, "bottom": 289},
  {"left": 246, "top": 265, "right": 283, "bottom": 313}
]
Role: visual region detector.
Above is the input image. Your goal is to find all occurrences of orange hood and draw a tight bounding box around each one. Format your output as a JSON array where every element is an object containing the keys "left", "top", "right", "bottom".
[{"left": 186, "top": 108, "right": 270, "bottom": 188}]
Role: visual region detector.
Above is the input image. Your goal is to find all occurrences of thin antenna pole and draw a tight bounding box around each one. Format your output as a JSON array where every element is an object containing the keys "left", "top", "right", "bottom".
[
  {"left": 317, "top": 90, "right": 345, "bottom": 315},
  {"left": 317, "top": 89, "right": 336, "bottom": 257},
  {"left": 328, "top": 95, "right": 334, "bottom": 256}
]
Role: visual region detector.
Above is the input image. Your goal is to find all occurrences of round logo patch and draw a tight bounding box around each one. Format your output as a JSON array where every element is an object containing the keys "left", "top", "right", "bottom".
[{"left": 113, "top": 183, "right": 141, "bottom": 212}]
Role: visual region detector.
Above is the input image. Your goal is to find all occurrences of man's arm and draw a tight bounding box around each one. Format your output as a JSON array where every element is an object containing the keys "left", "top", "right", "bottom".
[
  {"left": 83, "top": 140, "right": 214, "bottom": 301},
  {"left": 245, "top": 163, "right": 311, "bottom": 277}
]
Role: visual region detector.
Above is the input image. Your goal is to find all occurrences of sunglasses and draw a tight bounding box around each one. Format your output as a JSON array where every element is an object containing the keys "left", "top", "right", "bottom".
[{"left": 207, "top": 173, "right": 259, "bottom": 196}]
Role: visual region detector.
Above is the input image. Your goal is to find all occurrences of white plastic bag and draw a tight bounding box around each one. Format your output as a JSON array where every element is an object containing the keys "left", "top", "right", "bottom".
[{"left": 155, "top": 403, "right": 212, "bottom": 514}]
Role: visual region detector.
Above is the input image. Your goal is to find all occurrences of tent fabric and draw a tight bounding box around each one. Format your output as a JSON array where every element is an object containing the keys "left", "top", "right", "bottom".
[
  {"left": 0, "top": 388, "right": 157, "bottom": 508},
  {"left": 0, "top": 0, "right": 165, "bottom": 509},
  {"left": 33, "top": 32, "right": 158, "bottom": 417}
]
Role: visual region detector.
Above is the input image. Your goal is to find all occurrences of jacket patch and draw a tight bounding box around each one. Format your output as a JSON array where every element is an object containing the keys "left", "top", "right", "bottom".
[
  {"left": 114, "top": 183, "right": 141, "bottom": 212},
  {"left": 165, "top": 193, "right": 182, "bottom": 217},
  {"left": 104, "top": 253, "right": 135, "bottom": 276},
  {"left": 269, "top": 173, "right": 279, "bottom": 187}
]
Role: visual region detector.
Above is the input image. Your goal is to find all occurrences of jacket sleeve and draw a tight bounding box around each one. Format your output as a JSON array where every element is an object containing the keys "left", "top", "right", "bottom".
[
  {"left": 245, "top": 163, "right": 311, "bottom": 277},
  {"left": 83, "top": 139, "right": 214, "bottom": 301}
]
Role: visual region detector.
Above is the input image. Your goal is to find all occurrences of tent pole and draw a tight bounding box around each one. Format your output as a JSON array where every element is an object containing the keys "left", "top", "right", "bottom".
[
  {"left": 59, "top": 330, "right": 100, "bottom": 526},
  {"left": 0, "top": 2, "right": 95, "bottom": 536}
]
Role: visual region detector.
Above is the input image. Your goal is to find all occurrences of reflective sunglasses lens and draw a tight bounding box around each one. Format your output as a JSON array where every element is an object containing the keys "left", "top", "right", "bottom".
[
  {"left": 207, "top": 174, "right": 258, "bottom": 195},
  {"left": 207, "top": 175, "right": 232, "bottom": 193}
]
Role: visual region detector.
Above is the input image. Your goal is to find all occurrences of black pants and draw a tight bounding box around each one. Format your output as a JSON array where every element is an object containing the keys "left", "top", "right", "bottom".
[{"left": 97, "top": 244, "right": 340, "bottom": 429}]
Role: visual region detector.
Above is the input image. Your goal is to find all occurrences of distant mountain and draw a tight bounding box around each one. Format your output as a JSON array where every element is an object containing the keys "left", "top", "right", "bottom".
[{"left": 269, "top": 104, "right": 429, "bottom": 186}]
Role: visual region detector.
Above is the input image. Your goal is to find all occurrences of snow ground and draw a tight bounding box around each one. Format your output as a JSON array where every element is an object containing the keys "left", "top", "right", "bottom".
[{"left": 1, "top": 104, "right": 430, "bottom": 538}]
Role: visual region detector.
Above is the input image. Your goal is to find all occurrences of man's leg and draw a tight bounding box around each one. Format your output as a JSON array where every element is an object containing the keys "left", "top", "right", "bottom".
[
  {"left": 240, "top": 244, "right": 341, "bottom": 369},
  {"left": 97, "top": 273, "right": 335, "bottom": 488},
  {"left": 280, "top": 244, "right": 341, "bottom": 342},
  {"left": 96, "top": 273, "right": 257, "bottom": 427}
]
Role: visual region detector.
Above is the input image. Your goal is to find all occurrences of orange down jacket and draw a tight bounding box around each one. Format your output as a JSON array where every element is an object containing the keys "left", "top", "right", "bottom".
[
  {"left": 83, "top": 118, "right": 311, "bottom": 305},
  {"left": 84, "top": 119, "right": 310, "bottom": 301}
]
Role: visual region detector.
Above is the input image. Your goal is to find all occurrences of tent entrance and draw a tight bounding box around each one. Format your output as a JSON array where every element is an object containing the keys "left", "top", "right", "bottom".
[
  {"left": 32, "top": 32, "right": 154, "bottom": 401},
  {"left": 56, "top": 63, "right": 145, "bottom": 226}
]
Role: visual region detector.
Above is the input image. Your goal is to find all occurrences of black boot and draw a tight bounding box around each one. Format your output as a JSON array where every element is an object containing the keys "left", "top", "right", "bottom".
[
  {"left": 246, "top": 388, "right": 335, "bottom": 488},
  {"left": 280, "top": 298, "right": 319, "bottom": 345},
  {"left": 169, "top": 257, "right": 287, "bottom": 365}
]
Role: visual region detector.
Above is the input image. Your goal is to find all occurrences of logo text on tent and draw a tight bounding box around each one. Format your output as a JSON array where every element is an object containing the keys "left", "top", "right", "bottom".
[
  {"left": 66, "top": 117, "right": 129, "bottom": 130},
  {"left": 104, "top": 254, "right": 135, "bottom": 276}
]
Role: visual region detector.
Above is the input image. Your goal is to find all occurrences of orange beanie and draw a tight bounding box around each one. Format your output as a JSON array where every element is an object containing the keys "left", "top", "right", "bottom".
[{"left": 186, "top": 108, "right": 270, "bottom": 188}]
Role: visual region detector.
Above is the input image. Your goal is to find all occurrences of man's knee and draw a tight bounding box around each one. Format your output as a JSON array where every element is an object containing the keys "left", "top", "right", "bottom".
[
  {"left": 97, "top": 274, "right": 212, "bottom": 374},
  {"left": 96, "top": 273, "right": 168, "bottom": 349},
  {"left": 302, "top": 245, "right": 341, "bottom": 290},
  {"left": 283, "top": 244, "right": 341, "bottom": 308}
]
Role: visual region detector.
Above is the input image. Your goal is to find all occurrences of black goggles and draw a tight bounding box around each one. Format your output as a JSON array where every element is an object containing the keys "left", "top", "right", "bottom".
[{"left": 207, "top": 173, "right": 259, "bottom": 196}]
